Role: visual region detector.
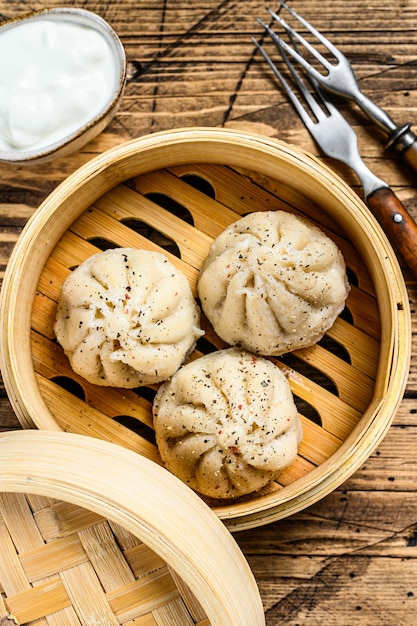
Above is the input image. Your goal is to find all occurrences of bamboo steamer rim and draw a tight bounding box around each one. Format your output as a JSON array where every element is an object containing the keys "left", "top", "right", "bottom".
[
  {"left": 0, "top": 127, "right": 411, "bottom": 530},
  {"left": 0, "top": 429, "right": 265, "bottom": 626}
]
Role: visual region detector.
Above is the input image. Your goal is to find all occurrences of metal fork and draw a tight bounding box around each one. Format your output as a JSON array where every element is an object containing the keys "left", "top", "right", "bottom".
[
  {"left": 262, "top": 0, "right": 417, "bottom": 173},
  {"left": 252, "top": 34, "right": 417, "bottom": 278}
]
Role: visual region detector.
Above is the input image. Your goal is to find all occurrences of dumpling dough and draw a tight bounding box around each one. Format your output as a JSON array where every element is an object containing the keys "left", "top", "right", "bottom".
[
  {"left": 54, "top": 248, "right": 203, "bottom": 388},
  {"left": 198, "top": 211, "right": 350, "bottom": 355},
  {"left": 153, "top": 348, "right": 302, "bottom": 499}
]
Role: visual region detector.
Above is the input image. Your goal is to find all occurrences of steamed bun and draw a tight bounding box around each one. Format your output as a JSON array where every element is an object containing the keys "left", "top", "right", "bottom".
[
  {"left": 54, "top": 248, "right": 203, "bottom": 388},
  {"left": 153, "top": 348, "right": 302, "bottom": 499},
  {"left": 197, "top": 211, "right": 349, "bottom": 355}
]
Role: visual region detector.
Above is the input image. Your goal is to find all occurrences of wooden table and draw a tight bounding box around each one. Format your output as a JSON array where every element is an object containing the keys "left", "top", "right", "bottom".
[{"left": 1, "top": 1, "right": 417, "bottom": 623}]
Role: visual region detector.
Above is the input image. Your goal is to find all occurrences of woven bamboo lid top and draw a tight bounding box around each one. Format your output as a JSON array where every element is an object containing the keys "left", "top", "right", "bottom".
[{"left": 0, "top": 430, "right": 265, "bottom": 626}]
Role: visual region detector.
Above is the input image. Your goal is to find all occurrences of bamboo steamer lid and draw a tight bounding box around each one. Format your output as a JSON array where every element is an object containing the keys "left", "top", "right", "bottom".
[
  {"left": 0, "top": 127, "right": 411, "bottom": 530},
  {"left": 0, "top": 430, "right": 265, "bottom": 626}
]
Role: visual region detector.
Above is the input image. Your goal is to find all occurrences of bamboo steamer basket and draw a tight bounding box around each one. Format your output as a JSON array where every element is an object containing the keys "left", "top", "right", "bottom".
[
  {"left": 0, "top": 429, "right": 264, "bottom": 626},
  {"left": 0, "top": 127, "right": 411, "bottom": 531}
]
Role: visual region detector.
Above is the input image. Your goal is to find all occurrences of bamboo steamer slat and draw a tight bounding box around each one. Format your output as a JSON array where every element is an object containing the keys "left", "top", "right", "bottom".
[
  {"left": 0, "top": 127, "right": 411, "bottom": 530},
  {"left": 0, "top": 430, "right": 264, "bottom": 626}
]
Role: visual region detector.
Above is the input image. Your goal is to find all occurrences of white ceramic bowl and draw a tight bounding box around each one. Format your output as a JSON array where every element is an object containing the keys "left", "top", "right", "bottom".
[{"left": 0, "top": 7, "right": 126, "bottom": 164}]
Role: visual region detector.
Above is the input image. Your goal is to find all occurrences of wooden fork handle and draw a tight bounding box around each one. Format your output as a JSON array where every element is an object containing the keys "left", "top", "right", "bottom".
[
  {"left": 400, "top": 138, "right": 417, "bottom": 174},
  {"left": 387, "top": 124, "right": 417, "bottom": 175},
  {"left": 367, "top": 186, "right": 417, "bottom": 278}
]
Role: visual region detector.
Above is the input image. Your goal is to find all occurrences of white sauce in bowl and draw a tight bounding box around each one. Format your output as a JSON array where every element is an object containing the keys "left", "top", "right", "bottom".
[{"left": 0, "top": 19, "right": 117, "bottom": 151}]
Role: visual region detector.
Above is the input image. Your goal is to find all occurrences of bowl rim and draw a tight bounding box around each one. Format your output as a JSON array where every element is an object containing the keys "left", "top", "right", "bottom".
[
  {"left": 0, "top": 127, "right": 411, "bottom": 530},
  {"left": 0, "top": 7, "right": 127, "bottom": 164}
]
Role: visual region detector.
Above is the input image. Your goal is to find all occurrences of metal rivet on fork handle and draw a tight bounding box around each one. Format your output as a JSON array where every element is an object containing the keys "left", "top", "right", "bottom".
[{"left": 253, "top": 18, "right": 417, "bottom": 278}]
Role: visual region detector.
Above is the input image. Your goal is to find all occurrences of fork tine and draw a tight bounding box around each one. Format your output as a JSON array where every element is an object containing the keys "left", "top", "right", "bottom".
[
  {"left": 274, "top": 1, "right": 342, "bottom": 62},
  {"left": 265, "top": 1, "right": 417, "bottom": 166},
  {"left": 252, "top": 37, "right": 309, "bottom": 127},
  {"left": 265, "top": 10, "right": 334, "bottom": 77},
  {"left": 252, "top": 35, "right": 326, "bottom": 129},
  {"left": 268, "top": 9, "right": 332, "bottom": 71},
  {"left": 282, "top": 21, "right": 334, "bottom": 116},
  {"left": 257, "top": 18, "right": 330, "bottom": 94},
  {"left": 273, "top": 36, "right": 328, "bottom": 123}
]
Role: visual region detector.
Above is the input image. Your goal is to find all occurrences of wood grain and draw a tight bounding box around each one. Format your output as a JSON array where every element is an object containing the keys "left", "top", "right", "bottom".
[{"left": 1, "top": 1, "right": 417, "bottom": 624}]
